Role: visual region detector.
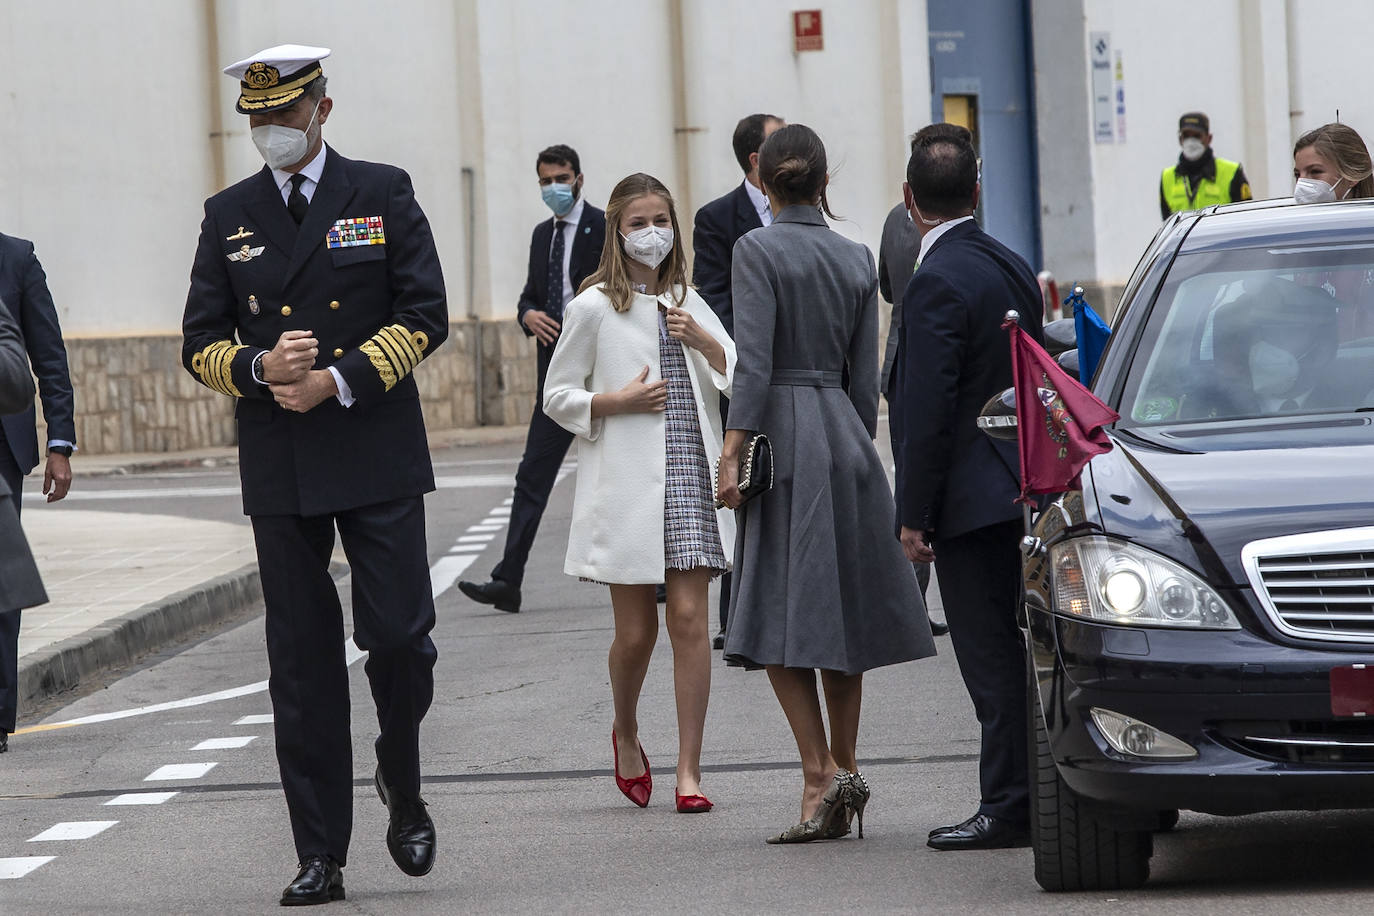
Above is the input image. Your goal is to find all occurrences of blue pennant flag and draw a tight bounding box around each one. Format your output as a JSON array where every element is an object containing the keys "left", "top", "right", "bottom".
[{"left": 1066, "top": 286, "right": 1111, "bottom": 383}]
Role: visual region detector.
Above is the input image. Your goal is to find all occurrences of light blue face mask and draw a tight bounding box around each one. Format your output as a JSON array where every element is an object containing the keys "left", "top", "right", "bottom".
[{"left": 541, "top": 182, "right": 576, "bottom": 217}]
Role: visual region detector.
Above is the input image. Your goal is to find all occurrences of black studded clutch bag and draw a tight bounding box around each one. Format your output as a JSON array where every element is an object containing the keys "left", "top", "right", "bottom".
[{"left": 715, "top": 433, "right": 773, "bottom": 509}]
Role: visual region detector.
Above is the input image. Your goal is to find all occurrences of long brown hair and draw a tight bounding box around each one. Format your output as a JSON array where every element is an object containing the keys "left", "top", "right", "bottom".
[
  {"left": 1294, "top": 123, "right": 1374, "bottom": 199},
  {"left": 578, "top": 173, "right": 689, "bottom": 313}
]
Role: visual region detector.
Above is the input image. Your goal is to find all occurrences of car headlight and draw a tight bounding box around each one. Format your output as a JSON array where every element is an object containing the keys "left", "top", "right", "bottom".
[{"left": 1051, "top": 536, "right": 1239, "bottom": 629}]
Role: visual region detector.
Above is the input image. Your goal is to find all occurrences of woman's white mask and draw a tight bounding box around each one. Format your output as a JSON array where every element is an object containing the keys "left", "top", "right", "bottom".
[
  {"left": 1248, "top": 340, "right": 1301, "bottom": 397},
  {"left": 621, "top": 226, "right": 674, "bottom": 270}
]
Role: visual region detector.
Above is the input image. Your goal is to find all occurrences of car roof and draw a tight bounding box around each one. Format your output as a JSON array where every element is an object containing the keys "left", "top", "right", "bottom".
[{"left": 1179, "top": 197, "right": 1374, "bottom": 253}]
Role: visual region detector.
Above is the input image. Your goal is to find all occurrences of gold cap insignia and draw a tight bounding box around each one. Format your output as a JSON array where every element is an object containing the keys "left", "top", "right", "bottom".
[{"left": 245, "top": 61, "right": 280, "bottom": 89}]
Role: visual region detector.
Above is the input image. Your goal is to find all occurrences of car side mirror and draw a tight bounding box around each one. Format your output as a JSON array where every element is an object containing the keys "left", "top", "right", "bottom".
[
  {"left": 976, "top": 387, "right": 1018, "bottom": 441},
  {"left": 1057, "top": 348, "right": 1080, "bottom": 381},
  {"left": 1043, "top": 318, "right": 1078, "bottom": 357}
]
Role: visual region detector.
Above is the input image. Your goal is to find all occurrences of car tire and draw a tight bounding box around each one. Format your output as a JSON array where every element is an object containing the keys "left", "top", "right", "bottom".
[{"left": 1029, "top": 666, "right": 1153, "bottom": 891}]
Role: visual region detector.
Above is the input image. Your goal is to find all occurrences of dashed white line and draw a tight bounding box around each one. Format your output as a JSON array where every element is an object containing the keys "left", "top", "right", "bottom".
[
  {"left": 0, "top": 857, "right": 55, "bottom": 879},
  {"left": 105, "top": 792, "right": 178, "bottom": 806},
  {"left": 145, "top": 762, "right": 218, "bottom": 781},
  {"left": 28, "top": 821, "right": 118, "bottom": 842},
  {"left": 234, "top": 714, "right": 273, "bottom": 726},
  {"left": 458, "top": 534, "right": 495, "bottom": 543},
  {"left": 466, "top": 524, "right": 504, "bottom": 532},
  {"left": 191, "top": 736, "right": 257, "bottom": 751}
]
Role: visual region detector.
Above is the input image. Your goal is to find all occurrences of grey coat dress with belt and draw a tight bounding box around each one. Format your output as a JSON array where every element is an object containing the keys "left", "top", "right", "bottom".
[{"left": 723, "top": 205, "right": 935, "bottom": 675}]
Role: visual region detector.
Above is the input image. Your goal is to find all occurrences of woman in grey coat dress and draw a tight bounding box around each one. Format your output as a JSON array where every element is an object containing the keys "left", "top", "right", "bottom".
[{"left": 717, "top": 125, "right": 936, "bottom": 844}]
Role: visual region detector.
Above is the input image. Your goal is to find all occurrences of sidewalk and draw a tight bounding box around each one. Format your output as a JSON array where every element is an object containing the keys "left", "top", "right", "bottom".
[{"left": 14, "top": 423, "right": 527, "bottom": 722}]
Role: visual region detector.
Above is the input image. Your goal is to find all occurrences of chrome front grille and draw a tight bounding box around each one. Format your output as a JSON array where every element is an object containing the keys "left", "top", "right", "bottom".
[{"left": 1242, "top": 527, "right": 1374, "bottom": 644}]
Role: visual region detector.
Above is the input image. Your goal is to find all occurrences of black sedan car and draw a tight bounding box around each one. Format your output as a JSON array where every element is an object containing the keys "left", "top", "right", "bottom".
[{"left": 1020, "top": 199, "right": 1374, "bottom": 891}]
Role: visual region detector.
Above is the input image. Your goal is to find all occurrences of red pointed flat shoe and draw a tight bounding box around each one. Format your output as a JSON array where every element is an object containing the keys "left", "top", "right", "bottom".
[
  {"left": 675, "top": 791, "right": 714, "bottom": 813},
  {"left": 612, "top": 729, "right": 652, "bottom": 808}
]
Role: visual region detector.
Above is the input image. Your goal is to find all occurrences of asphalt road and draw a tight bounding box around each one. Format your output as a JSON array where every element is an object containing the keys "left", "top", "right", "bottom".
[{"left": 5, "top": 433, "right": 1374, "bottom": 914}]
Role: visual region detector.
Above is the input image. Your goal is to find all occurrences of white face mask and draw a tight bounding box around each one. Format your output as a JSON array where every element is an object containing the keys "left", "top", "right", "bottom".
[
  {"left": 1293, "top": 176, "right": 1346, "bottom": 205},
  {"left": 621, "top": 225, "right": 674, "bottom": 270},
  {"left": 251, "top": 99, "right": 321, "bottom": 170},
  {"left": 1248, "top": 339, "right": 1301, "bottom": 397},
  {"left": 1180, "top": 138, "right": 1207, "bottom": 161}
]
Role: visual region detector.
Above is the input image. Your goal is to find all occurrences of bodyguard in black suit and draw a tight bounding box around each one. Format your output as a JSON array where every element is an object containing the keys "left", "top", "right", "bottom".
[
  {"left": 459, "top": 145, "right": 605, "bottom": 613},
  {"left": 182, "top": 45, "right": 446, "bottom": 904},
  {"left": 896, "top": 125, "right": 1044, "bottom": 851},
  {"left": 691, "top": 113, "right": 781, "bottom": 643},
  {"left": 0, "top": 233, "right": 75, "bottom": 752}
]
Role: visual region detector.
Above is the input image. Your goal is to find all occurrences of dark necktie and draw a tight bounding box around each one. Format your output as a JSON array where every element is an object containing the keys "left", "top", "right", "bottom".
[
  {"left": 547, "top": 220, "right": 567, "bottom": 323},
  {"left": 287, "top": 173, "right": 309, "bottom": 225}
]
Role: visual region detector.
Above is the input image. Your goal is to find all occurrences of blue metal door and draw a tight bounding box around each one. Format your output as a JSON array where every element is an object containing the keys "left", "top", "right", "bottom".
[{"left": 927, "top": 0, "right": 1041, "bottom": 268}]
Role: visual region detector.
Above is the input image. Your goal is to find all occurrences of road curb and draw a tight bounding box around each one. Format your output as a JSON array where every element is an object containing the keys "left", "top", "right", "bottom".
[{"left": 18, "top": 562, "right": 264, "bottom": 711}]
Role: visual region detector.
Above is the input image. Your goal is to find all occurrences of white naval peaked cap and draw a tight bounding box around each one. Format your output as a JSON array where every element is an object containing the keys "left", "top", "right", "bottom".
[{"left": 223, "top": 44, "right": 331, "bottom": 114}]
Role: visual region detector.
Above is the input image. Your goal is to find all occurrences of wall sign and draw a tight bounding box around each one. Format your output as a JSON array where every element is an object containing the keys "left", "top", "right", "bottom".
[
  {"left": 794, "top": 10, "right": 823, "bottom": 52},
  {"left": 1090, "top": 31, "right": 1113, "bottom": 144}
]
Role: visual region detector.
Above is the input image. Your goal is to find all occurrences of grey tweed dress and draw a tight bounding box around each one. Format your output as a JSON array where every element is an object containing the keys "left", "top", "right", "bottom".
[
  {"left": 659, "top": 310, "right": 727, "bottom": 575},
  {"left": 723, "top": 205, "right": 936, "bottom": 675}
]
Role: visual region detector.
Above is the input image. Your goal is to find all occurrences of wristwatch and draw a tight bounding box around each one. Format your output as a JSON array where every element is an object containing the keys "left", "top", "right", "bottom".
[
  {"left": 252, "top": 350, "right": 267, "bottom": 384},
  {"left": 48, "top": 445, "right": 73, "bottom": 457}
]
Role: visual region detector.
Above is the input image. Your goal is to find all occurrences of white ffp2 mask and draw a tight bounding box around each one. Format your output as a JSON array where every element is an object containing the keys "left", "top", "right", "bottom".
[
  {"left": 251, "top": 99, "right": 321, "bottom": 170},
  {"left": 622, "top": 226, "right": 674, "bottom": 270}
]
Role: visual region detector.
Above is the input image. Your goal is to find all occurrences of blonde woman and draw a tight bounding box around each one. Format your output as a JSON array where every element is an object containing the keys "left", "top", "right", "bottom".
[
  {"left": 1293, "top": 122, "right": 1374, "bottom": 203},
  {"left": 544, "top": 173, "right": 735, "bottom": 813}
]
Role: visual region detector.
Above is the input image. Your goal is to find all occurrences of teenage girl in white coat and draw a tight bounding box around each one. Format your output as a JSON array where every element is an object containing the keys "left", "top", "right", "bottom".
[{"left": 544, "top": 172, "right": 736, "bottom": 812}]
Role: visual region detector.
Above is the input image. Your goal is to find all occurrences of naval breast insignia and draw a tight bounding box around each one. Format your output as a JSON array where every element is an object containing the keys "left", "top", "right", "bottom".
[
  {"left": 248, "top": 294, "right": 261, "bottom": 315},
  {"left": 226, "top": 226, "right": 255, "bottom": 241},
  {"left": 228, "top": 244, "right": 266, "bottom": 262},
  {"left": 327, "top": 216, "right": 386, "bottom": 249}
]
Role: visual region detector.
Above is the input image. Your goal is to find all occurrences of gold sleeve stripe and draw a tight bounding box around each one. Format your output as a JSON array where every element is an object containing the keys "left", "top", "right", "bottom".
[
  {"left": 359, "top": 339, "right": 398, "bottom": 391},
  {"left": 358, "top": 323, "right": 429, "bottom": 392},
  {"left": 191, "top": 340, "right": 245, "bottom": 397}
]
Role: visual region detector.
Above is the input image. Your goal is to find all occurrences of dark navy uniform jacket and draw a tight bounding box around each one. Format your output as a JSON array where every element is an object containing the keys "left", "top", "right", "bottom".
[{"left": 182, "top": 147, "right": 448, "bottom": 517}]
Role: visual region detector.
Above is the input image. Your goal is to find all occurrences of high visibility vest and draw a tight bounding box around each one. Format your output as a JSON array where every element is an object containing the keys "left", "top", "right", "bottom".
[{"left": 1161, "top": 158, "right": 1243, "bottom": 213}]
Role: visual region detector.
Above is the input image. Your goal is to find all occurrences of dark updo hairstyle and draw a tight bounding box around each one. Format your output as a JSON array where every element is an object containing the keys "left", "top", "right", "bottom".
[{"left": 757, "top": 123, "right": 837, "bottom": 218}]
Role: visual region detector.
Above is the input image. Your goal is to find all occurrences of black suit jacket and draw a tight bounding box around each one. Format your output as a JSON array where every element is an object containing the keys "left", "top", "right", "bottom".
[
  {"left": 182, "top": 146, "right": 449, "bottom": 517},
  {"left": 692, "top": 182, "right": 763, "bottom": 336},
  {"left": 897, "top": 220, "right": 1044, "bottom": 540},
  {"left": 516, "top": 204, "right": 606, "bottom": 389},
  {"left": 0, "top": 234, "right": 75, "bottom": 475},
  {"left": 0, "top": 304, "right": 45, "bottom": 609}
]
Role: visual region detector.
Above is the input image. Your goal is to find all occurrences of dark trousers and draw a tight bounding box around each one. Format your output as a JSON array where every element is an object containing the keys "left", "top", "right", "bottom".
[
  {"left": 0, "top": 425, "right": 22, "bottom": 733},
  {"left": 936, "top": 518, "right": 1028, "bottom": 823},
  {"left": 252, "top": 496, "right": 437, "bottom": 867},
  {"left": 491, "top": 396, "right": 573, "bottom": 588}
]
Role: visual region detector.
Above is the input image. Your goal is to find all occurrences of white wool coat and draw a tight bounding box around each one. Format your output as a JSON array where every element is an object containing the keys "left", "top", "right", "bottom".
[{"left": 543, "top": 284, "right": 736, "bottom": 585}]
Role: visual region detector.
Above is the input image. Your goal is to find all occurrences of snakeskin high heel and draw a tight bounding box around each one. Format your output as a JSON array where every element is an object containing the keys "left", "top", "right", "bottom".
[
  {"left": 844, "top": 770, "right": 870, "bottom": 839},
  {"left": 766, "top": 769, "right": 852, "bottom": 844}
]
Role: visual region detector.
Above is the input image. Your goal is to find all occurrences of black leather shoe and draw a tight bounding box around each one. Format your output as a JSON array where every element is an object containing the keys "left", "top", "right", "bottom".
[
  {"left": 375, "top": 766, "right": 436, "bottom": 877},
  {"left": 458, "top": 579, "right": 521, "bottom": 613},
  {"left": 928, "top": 812, "right": 978, "bottom": 838},
  {"left": 928, "top": 615, "right": 950, "bottom": 637},
  {"left": 280, "top": 855, "right": 344, "bottom": 906},
  {"left": 712, "top": 630, "right": 725, "bottom": 650},
  {"left": 927, "top": 813, "right": 1030, "bottom": 850}
]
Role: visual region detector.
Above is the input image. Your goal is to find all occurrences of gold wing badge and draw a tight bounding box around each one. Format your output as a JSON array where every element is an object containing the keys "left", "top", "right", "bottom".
[
  {"left": 226, "top": 226, "right": 255, "bottom": 240},
  {"left": 227, "top": 244, "right": 266, "bottom": 262}
]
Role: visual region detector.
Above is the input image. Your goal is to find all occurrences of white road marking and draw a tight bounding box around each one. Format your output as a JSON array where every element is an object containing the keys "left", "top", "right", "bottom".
[
  {"left": 105, "top": 792, "right": 178, "bottom": 806},
  {"left": 448, "top": 545, "right": 486, "bottom": 554},
  {"left": 28, "top": 821, "right": 118, "bottom": 842},
  {"left": 0, "top": 857, "right": 55, "bottom": 879},
  {"left": 145, "top": 762, "right": 218, "bottom": 781},
  {"left": 191, "top": 736, "right": 257, "bottom": 750},
  {"left": 428, "top": 555, "right": 477, "bottom": 600},
  {"left": 233, "top": 714, "right": 273, "bottom": 726},
  {"left": 466, "top": 524, "right": 503, "bottom": 532},
  {"left": 458, "top": 534, "right": 495, "bottom": 543}
]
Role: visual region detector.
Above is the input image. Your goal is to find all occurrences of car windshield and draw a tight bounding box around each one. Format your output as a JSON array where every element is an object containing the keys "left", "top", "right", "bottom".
[{"left": 1120, "top": 242, "right": 1374, "bottom": 428}]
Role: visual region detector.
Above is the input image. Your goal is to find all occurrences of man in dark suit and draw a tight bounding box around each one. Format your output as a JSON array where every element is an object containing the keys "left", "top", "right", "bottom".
[
  {"left": 0, "top": 304, "right": 47, "bottom": 736},
  {"left": 0, "top": 234, "right": 75, "bottom": 753},
  {"left": 182, "top": 45, "right": 448, "bottom": 904},
  {"left": 877, "top": 196, "right": 945, "bottom": 636},
  {"left": 896, "top": 124, "right": 1044, "bottom": 851},
  {"left": 691, "top": 112, "right": 782, "bottom": 646},
  {"left": 459, "top": 145, "right": 605, "bottom": 614}
]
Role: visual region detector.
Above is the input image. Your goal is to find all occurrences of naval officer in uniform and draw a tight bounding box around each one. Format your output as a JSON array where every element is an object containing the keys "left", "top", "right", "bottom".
[{"left": 181, "top": 45, "right": 448, "bottom": 906}]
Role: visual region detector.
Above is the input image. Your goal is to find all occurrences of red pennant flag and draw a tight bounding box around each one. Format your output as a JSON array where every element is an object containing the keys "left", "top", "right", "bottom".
[{"left": 1004, "top": 317, "right": 1119, "bottom": 499}]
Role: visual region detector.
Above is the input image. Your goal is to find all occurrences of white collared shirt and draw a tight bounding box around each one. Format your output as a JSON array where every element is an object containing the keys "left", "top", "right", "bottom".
[
  {"left": 271, "top": 143, "right": 327, "bottom": 205},
  {"left": 744, "top": 178, "right": 772, "bottom": 227},
  {"left": 551, "top": 197, "right": 585, "bottom": 310},
  {"left": 916, "top": 214, "right": 975, "bottom": 266}
]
